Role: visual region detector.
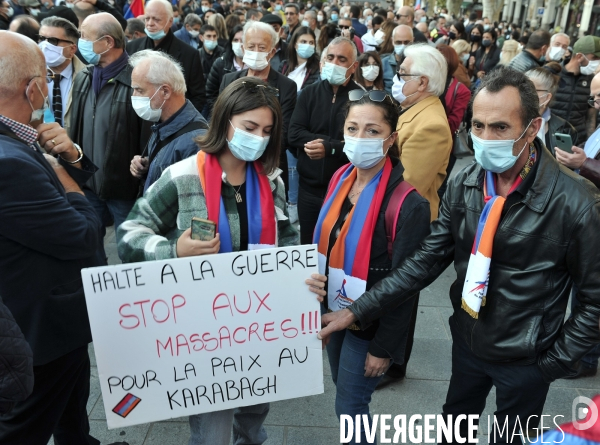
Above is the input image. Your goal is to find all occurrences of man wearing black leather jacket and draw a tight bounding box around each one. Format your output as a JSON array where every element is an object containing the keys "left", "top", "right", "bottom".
[{"left": 320, "top": 67, "right": 600, "bottom": 442}]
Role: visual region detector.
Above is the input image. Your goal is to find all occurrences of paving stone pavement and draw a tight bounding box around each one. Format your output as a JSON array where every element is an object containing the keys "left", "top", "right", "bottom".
[{"left": 50, "top": 156, "right": 600, "bottom": 444}]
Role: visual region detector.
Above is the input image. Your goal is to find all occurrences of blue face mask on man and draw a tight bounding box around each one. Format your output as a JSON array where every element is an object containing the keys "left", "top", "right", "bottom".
[
  {"left": 320, "top": 62, "right": 350, "bottom": 85},
  {"left": 145, "top": 23, "right": 169, "bottom": 40},
  {"left": 77, "top": 35, "right": 109, "bottom": 65},
  {"left": 471, "top": 121, "right": 532, "bottom": 173}
]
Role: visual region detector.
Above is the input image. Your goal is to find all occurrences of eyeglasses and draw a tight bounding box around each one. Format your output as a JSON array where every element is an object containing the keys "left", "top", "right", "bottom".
[
  {"left": 241, "top": 81, "right": 279, "bottom": 97},
  {"left": 348, "top": 89, "right": 394, "bottom": 104},
  {"left": 588, "top": 96, "right": 600, "bottom": 107},
  {"left": 396, "top": 72, "right": 422, "bottom": 81},
  {"left": 38, "top": 35, "right": 75, "bottom": 46},
  {"left": 395, "top": 14, "right": 408, "bottom": 19},
  {"left": 339, "top": 25, "right": 351, "bottom": 29}
]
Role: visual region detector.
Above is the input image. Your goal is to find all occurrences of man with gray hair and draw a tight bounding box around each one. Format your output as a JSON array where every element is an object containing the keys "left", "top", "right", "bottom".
[
  {"left": 546, "top": 32, "right": 570, "bottom": 62},
  {"left": 0, "top": 30, "right": 103, "bottom": 444},
  {"left": 303, "top": 9, "right": 320, "bottom": 40},
  {"left": 128, "top": 50, "right": 208, "bottom": 192},
  {"left": 289, "top": 36, "right": 360, "bottom": 244},
  {"left": 220, "top": 20, "right": 297, "bottom": 194},
  {"left": 174, "top": 12, "right": 202, "bottom": 49},
  {"left": 381, "top": 24, "right": 413, "bottom": 94},
  {"left": 69, "top": 12, "right": 144, "bottom": 260},
  {"left": 127, "top": 0, "right": 206, "bottom": 112}
]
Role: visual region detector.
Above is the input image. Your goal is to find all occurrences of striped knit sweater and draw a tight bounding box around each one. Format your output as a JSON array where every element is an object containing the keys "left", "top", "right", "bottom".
[{"left": 117, "top": 155, "right": 298, "bottom": 263}]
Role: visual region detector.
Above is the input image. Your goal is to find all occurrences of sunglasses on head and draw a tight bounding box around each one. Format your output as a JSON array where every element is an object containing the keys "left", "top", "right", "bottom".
[
  {"left": 241, "top": 81, "right": 280, "bottom": 97},
  {"left": 348, "top": 89, "right": 393, "bottom": 104}
]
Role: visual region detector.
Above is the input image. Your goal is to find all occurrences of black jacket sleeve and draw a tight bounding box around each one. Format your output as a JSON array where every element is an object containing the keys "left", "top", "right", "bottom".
[
  {"left": 206, "top": 56, "right": 225, "bottom": 116},
  {"left": 94, "top": 0, "right": 127, "bottom": 30},
  {"left": 279, "top": 80, "right": 296, "bottom": 153},
  {"left": 368, "top": 192, "right": 432, "bottom": 361},
  {"left": 187, "top": 50, "right": 206, "bottom": 112},
  {"left": 348, "top": 177, "right": 456, "bottom": 328}
]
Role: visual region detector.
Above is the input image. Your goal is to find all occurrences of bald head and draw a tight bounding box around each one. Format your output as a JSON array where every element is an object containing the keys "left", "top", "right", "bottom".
[
  {"left": 415, "top": 22, "right": 428, "bottom": 34},
  {"left": 0, "top": 31, "right": 45, "bottom": 98},
  {"left": 397, "top": 6, "right": 414, "bottom": 25},
  {"left": 393, "top": 24, "right": 413, "bottom": 44},
  {"left": 81, "top": 12, "right": 125, "bottom": 49},
  {"left": 8, "top": 15, "right": 40, "bottom": 41}
]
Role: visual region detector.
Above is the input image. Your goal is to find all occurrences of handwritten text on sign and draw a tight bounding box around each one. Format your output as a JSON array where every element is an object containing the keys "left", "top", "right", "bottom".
[{"left": 82, "top": 245, "right": 323, "bottom": 429}]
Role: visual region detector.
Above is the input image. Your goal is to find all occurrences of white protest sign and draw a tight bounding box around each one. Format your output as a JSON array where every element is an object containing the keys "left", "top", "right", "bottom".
[{"left": 82, "top": 245, "right": 323, "bottom": 429}]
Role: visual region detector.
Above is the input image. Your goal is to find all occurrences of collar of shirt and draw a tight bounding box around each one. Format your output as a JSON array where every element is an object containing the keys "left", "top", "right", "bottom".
[
  {"left": 0, "top": 115, "right": 38, "bottom": 146},
  {"left": 233, "top": 57, "right": 245, "bottom": 71},
  {"left": 60, "top": 61, "right": 74, "bottom": 81}
]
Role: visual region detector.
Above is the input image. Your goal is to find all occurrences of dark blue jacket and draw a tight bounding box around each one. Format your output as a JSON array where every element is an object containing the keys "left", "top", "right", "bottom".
[
  {"left": 0, "top": 122, "right": 102, "bottom": 366},
  {"left": 352, "top": 18, "right": 367, "bottom": 37},
  {"left": 144, "top": 100, "right": 208, "bottom": 191},
  {"left": 174, "top": 27, "right": 199, "bottom": 49}
]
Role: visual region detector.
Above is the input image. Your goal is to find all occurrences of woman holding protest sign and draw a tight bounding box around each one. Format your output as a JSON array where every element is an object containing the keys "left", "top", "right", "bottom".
[
  {"left": 117, "top": 77, "right": 327, "bottom": 445},
  {"left": 313, "top": 90, "right": 430, "bottom": 444}
]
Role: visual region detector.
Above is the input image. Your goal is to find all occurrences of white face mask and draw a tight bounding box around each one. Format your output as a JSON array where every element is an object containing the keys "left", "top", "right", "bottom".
[
  {"left": 343, "top": 134, "right": 392, "bottom": 169},
  {"left": 317, "top": 14, "right": 323, "bottom": 21},
  {"left": 581, "top": 56, "right": 600, "bottom": 76},
  {"left": 301, "top": 19, "right": 309, "bottom": 27},
  {"left": 548, "top": 45, "right": 566, "bottom": 61},
  {"left": 374, "top": 29, "right": 385, "bottom": 45},
  {"left": 391, "top": 75, "right": 419, "bottom": 104},
  {"left": 361, "top": 65, "right": 379, "bottom": 81},
  {"left": 131, "top": 86, "right": 165, "bottom": 122},
  {"left": 243, "top": 49, "right": 270, "bottom": 71},
  {"left": 320, "top": 61, "right": 350, "bottom": 85},
  {"left": 39, "top": 40, "right": 69, "bottom": 67},
  {"left": 232, "top": 41, "right": 244, "bottom": 58},
  {"left": 188, "top": 29, "right": 200, "bottom": 38}
]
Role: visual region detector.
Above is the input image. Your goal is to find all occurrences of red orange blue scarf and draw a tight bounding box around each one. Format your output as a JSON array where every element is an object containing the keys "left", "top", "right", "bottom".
[
  {"left": 314, "top": 158, "right": 392, "bottom": 312},
  {"left": 461, "top": 163, "right": 530, "bottom": 318},
  {"left": 196, "top": 151, "right": 276, "bottom": 252}
]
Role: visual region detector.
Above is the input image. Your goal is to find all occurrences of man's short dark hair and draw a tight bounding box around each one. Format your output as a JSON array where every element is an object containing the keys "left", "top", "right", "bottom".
[
  {"left": 200, "top": 24, "right": 217, "bottom": 35},
  {"left": 371, "top": 15, "right": 383, "bottom": 26},
  {"left": 526, "top": 29, "right": 550, "bottom": 50},
  {"left": 261, "top": 0, "right": 270, "bottom": 8},
  {"left": 349, "top": 4, "right": 360, "bottom": 18},
  {"left": 374, "top": 8, "right": 386, "bottom": 18},
  {"left": 12, "top": 16, "right": 40, "bottom": 42},
  {"left": 126, "top": 18, "right": 145, "bottom": 34},
  {"left": 469, "top": 12, "right": 477, "bottom": 20},
  {"left": 40, "top": 16, "right": 80, "bottom": 41},
  {"left": 473, "top": 66, "right": 539, "bottom": 129}
]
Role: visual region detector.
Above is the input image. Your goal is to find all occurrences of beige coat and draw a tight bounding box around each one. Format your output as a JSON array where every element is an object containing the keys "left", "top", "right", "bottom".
[{"left": 396, "top": 95, "right": 453, "bottom": 220}]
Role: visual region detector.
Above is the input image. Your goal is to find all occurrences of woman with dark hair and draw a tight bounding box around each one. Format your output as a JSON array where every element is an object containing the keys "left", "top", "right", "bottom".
[
  {"left": 205, "top": 24, "right": 245, "bottom": 117},
  {"left": 472, "top": 28, "right": 500, "bottom": 81},
  {"left": 280, "top": 26, "right": 320, "bottom": 223},
  {"left": 317, "top": 22, "right": 337, "bottom": 53},
  {"left": 354, "top": 51, "right": 384, "bottom": 91},
  {"left": 467, "top": 23, "right": 484, "bottom": 74},
  {"left": 224, "top": 12, "right": 242, "bottom": 37},
  {"left": 377, "top": 19, "right": 396, "bottom": 56},
  {"left": 449, "top": 20, "right": 467, "bottom": 42},
  {"left": 118, "top": 76, "right": 327, "bottom": 445},
  {"left": 281, "top": 26, "right": 320, "bottom": 91},
  {"left": 314, "top": 89, "right": 430, "bottom": 445},
  {"left": 316, "top": 9, "right": 327, "bottom": 29}
]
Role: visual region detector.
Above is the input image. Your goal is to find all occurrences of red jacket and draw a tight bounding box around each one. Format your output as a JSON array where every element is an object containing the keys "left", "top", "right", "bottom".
[{"left": 444, "top": 77, "right": 471, "bottom": 134}]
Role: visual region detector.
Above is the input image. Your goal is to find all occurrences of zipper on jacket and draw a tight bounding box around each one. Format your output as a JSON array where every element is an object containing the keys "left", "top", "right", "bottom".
[{"left": 332, "top": 93, "right": 336, "bottom": 103}]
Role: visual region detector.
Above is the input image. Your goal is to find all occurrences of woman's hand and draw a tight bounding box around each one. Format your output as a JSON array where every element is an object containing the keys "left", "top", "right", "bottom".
[
  {"left": 555, "top": 146, "right": 587, "bottom": 169},
  {"left": 477, "top": 70, "right": 485, "bottom": 79},
  {"left": 364, "top": 352, "right": 390, "bottom": 378},
  {"left": 176, "top": 228, "right": 220, "bottom": 258},
  {"left": 305, "top": 273, "right": 327, "bottom": 303}
]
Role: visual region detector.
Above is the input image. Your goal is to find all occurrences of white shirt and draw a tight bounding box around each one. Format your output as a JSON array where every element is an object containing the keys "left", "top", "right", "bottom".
[
  {"left": 287, "top": 62, "right": 307, "bottom": 92},
  {"left": 47, "top": 61, "right": 73, "bottom": 125},
  {"left": 233, "top": 57, "right": 245, "bottom": 71}
]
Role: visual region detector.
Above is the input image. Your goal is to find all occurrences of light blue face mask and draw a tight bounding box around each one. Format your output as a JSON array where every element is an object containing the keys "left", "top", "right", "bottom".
[
  {"left": 145, "top": 25, "right": 168, "bottom": 41},
  {"left": 471, "top": 121, "right": 532, "bottom": 173},
  {"left": 227, "top": 121, "right": 270, "bottom": 161},
  {"left": 320, "top": 62, "right": 350, "bottom": 85},
  {"left": 331, "top": 13, "right": 338, "bottom": 20},
  {"left": 393, "top": 44, "right": 406, "bottom": 56},
  {"left": 204, "top": 39, "right": 218, "bottom": 51},
  {"left": 173, "top": 17, "right": 180, "bottom": 24},
  {"left": 297, "top": 43, "right": 315, "bottom": 58},
  {"left": 77, "top": 35, "right": 108, "bottom": 65}
]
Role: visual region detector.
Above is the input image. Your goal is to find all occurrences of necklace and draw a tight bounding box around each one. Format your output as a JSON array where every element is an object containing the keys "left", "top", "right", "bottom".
[
  {"left": 232, "top": 184, "right": 243, "bottom": 203},
  {"left": 348, "top": 184, "right": 366, "bottom": 200}
]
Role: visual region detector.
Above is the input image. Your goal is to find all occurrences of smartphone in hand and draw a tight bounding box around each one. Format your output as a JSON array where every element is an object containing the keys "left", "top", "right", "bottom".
[
  {"left": 191, "top": 217, "right": 216, "bottom": 241},
  {"left": 555, "top": 133, "right": 574, "bottom": 154}
]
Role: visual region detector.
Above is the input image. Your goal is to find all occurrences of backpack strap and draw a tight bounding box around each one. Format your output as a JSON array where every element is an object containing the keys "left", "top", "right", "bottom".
[
  {"left": 384, "top": 181, "right": 416, "bottom": 259},
  {"left": 148, "top": 120, "right": 208, "bottom": 165}
]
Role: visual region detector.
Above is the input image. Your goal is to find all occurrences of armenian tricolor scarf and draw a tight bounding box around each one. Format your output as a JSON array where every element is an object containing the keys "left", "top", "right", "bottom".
[
  {"left": 461, "top": 164, "right": 529, "bottom": 318},
  {"left": 196, "top": 151, "right": 276, "bottom": 252},
  {"left": 314, "top": 158, "right": 392, "bottom": 312}
]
